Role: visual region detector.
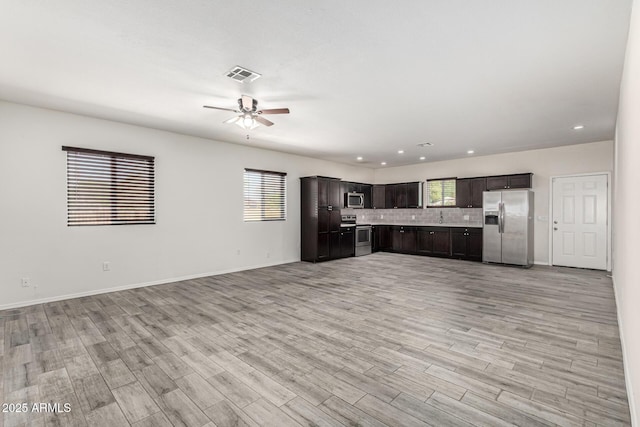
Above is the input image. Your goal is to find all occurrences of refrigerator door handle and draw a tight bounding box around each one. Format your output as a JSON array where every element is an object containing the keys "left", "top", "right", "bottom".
[{"left": 499, "top": 202, "right": 504, "bottom": 234}]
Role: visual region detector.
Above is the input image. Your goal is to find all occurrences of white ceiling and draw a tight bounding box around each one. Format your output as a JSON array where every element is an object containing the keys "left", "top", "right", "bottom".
[{"left": 0, "top": 1, "right": 632, "bottom": 167}]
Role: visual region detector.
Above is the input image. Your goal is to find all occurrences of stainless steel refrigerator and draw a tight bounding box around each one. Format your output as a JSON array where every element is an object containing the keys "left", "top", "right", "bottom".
[{"left": 483, "top": 190, "right": 534, "bottom": 267}]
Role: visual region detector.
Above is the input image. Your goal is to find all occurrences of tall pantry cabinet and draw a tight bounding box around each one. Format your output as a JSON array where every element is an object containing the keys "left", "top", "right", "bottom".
[{"left": 300, "top": 176, "right": 342, "bottom": 262}]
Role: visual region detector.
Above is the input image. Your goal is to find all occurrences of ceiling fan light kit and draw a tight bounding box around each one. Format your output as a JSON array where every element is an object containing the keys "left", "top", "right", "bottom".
[
  {"left": 238, "top": 114, "right": 259, "bottom": 130},
  {"left": 203, "top": 95, "right": 289, "bottom": 130}
]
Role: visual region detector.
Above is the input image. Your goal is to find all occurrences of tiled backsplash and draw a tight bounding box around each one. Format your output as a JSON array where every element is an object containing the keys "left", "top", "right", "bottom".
[{"left": 342, "top": 207, "right": 483, "bottom": 226}]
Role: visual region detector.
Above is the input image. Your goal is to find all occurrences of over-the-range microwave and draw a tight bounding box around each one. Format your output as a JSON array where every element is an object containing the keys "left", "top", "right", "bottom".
[{"left": 345, "top": 192, "right": 365, "bottom": 208}]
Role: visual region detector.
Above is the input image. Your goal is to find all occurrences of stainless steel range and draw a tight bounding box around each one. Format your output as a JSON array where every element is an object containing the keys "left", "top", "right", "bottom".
[{"left": 342, "top": 214, "right": 372, "bottom": 256}]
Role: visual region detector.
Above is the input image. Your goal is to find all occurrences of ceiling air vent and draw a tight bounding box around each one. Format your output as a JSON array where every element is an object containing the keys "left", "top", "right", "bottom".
[
  {"left": 226, "top": 66, "right": 261, "bottom": 83},
  {"left": 417, "top": 142, "right": 434, "bottom": 147}
]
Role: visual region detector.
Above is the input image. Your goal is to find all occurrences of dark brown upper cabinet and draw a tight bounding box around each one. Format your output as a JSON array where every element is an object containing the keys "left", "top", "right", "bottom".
[
  {"left": 384, "top": 182, "right": 423, "bottom": 209},
  {"left": 385, "top": 184, "right": 396, "bottom": 208},
  {"left": 486, "top": 173, "right": 532, "bottom": 190},
  {"left": 372, "top": 185, "right": 386, "bottom": 209},
  {"left": 456, "top": 177, "right": 487, "bottom": 208}
]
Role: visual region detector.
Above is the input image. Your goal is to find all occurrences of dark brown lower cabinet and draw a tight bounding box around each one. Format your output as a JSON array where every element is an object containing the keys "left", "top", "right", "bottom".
[
  {"left": 391, "top": 226, "right": 417, "bottom": 253},
  {"left": 329, "top": 231, "right": 341, "bottom": 259},
  {"left": 403, "top": 227, "right": 417, "bottom": 252},
  {"left": 468, "top": 230, "right": 483, "bottom": 261},
  {"left": 417, "top": 227, "right": 452, "bottom": 257},
  {"left": 450, "top": 228, "right": 483, "bottom": 261},
  {"left": 391, "top": 226, "right": 403, "bottom": 251},
  {"left": 373, "top": 224, "right": 483, "bottom": 261},
  {"left": 340, "top": 227, "right": 355, "bottom": 258},
  {"left": 373, "top": 225, "right": 390, "bottom": 252}
]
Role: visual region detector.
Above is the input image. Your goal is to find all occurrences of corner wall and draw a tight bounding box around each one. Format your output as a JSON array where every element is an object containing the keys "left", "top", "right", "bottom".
[
  {"left": 613, "top": 0, "right": 640, "bottom": 422},
  {"left": 373, "top": 141, "right": 614, "bottom": 265},
  {"left": 0, "top": 100, "right": 374, "bottom": 309}
]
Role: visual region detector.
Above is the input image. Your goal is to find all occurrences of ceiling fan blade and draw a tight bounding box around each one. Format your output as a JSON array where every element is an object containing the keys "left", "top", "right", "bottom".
[
  {"left": 258, "top": 108, "right": 290, "bottom": 115},
  {"left": 223, "top": 116, "right": 240, "bottom": 124},
  {"left": 255, "top": 116, "right": 274, "bottom": 127},
  {"left": 241, "top": 95, "right": 253, "bottom": 111},
  {"left": 203, "top": 105, "right": 238, "bottom": 112}
]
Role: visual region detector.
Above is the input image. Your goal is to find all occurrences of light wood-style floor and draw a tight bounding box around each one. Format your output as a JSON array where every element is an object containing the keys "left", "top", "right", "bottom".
[{"left": 1, "top": 253, "right": 630, "bottom": 426}]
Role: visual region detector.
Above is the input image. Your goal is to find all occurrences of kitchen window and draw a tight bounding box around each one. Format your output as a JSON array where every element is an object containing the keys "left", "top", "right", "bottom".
[
  {"left": 426, "top": 178, "right": 456, "bottom": 207},
  {"left": 62, "top": 146, "right": 155, "bottom": 226},
  {"left": 243, "top": 168, "right": 287, "bottom": 221}
]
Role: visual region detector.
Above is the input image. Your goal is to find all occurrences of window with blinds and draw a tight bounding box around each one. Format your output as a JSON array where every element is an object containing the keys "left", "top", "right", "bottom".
[
  {"left": 63, "top": 146, "right": 155, "bottom": 226},
  {"left": 426, "top": 178, "right": 456, "bottom": 207},
  {"left": 243, "top": 169, "right": 287, "bottom": 222}
]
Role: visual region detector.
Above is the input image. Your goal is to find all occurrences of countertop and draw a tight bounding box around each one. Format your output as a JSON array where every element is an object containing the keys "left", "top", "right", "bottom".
[{"left": 363, "top": 223, "right": 483, "bottom": 228}]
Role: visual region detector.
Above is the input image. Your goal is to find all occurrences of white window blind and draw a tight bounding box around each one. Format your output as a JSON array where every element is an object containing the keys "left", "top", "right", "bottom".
[
  {"left": 63, "top": 146, "right": 155, "bottom": 226},
  {"left": 427, "top": 178, "right": 456, "bottom": 207},
  {"left": 243, "top": 169, "right": 287, "bottom": 222}
]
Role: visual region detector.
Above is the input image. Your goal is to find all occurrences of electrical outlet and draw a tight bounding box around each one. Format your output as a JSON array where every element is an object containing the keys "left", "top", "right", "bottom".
[
  {"left": 21, "top": 277, "right": 30, "bottom": 287},
  {"left": 380, "top": 214, "right": 384, "bottom": 219},
  {"left": 266, "top": 252, "right": 271, "bottom": 258},
  {"left": 236, "top": 249, "right": 241, "bottom": 255},
  {"left": 463, "top": 215, "right": 470, "bottom": 220},
  {"left": 411, "top": 215, "right": 415, "bottom": 220},
  {"left": 103, "top": 262, "right": 111, "bottom": 272}
]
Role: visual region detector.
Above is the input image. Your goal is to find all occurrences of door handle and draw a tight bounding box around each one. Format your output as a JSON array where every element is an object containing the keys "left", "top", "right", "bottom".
[
  {"left": 553, "top": 227, "right": 558, "bottom": 231},
  {"left": 553, "top": 220, "right": 558, "bottom": 224}
]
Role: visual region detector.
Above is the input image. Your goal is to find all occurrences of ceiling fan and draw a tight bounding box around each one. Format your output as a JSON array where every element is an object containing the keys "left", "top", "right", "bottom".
[{"left": 203, "top": 95, "right": 290, "bottom": 130}]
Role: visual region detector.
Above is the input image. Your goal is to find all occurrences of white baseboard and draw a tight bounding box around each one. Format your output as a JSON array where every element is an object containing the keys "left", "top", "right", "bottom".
[
  {"left": 612, "top": 275, "right": 637, "bottom": 426},
  {"left": 533, "top": 261, "right": 551, "bottom": 266},
  {"left": 0, "top": 258, "right": 300, "bottom": 311}
]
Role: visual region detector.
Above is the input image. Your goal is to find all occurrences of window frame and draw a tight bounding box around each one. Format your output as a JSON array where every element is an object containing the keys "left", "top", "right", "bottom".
[
  {"left": 62, "top": 146, "right": 155, "bottom": 226},
  {"left": 426, "top": 177, "right": 457, "bottom": 208},
  {"left": 243, "top": 168, "right": 287, "bottom": 222}
]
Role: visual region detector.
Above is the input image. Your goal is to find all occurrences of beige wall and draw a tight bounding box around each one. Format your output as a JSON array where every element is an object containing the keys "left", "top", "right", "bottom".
[
  {"left": 0, "top": 100, "right": 374, "bottom": 309},
  {"left": 374, "top": 141, "right": 614, "bottom": 265},
  {"left": 613, "top": 0, "right": 640, "bottom": 423}
]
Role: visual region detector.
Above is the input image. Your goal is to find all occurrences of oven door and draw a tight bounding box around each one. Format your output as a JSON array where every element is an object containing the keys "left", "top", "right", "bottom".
[
  {"left": 355, "top": 226, "right": 371, "bottom": 246},
  {"left": 355, "top": 226, "right": 372, "bottom": 256}
]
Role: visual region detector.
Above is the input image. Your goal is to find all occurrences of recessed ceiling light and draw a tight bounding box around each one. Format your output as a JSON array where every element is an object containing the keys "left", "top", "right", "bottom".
[
  {"left": 573, "top": 125, "right": 585, "bottom": 130},
  {"left": 356, "top": 156, "right": 363, "bottom": 161},
  {"left": 397, "top": 150, "right": 404, "bottom": 154},
  {"left": 381, "top": 162, "right": 387, "bottom": 166},
  {"left": 467, "top": 150, "right": 475, "bottom": 154},
  {"left": 419, "top": 156, "right": 426, "bottom": 160}
]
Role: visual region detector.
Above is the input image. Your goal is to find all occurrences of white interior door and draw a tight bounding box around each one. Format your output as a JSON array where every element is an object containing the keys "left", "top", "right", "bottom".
[{"left": 552, "top": 174, "right": 608, "bottom": 269}]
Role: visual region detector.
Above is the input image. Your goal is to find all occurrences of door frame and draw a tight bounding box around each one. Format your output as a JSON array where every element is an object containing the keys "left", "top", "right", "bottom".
[{"left": 548, "top": 172, "right": 612, "bottom": 271}]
